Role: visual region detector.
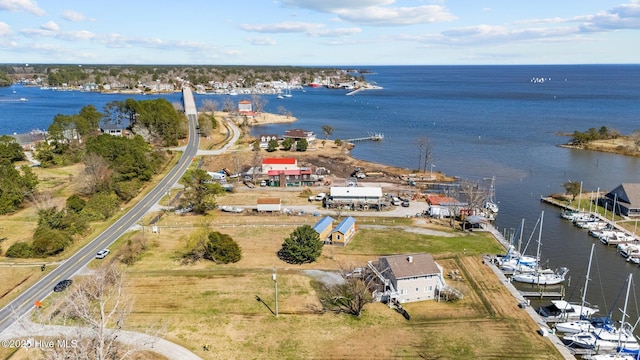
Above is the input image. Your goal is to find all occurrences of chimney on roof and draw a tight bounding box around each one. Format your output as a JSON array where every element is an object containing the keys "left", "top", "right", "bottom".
[{"left": 407, "top": 256, "right": 413, "bottom": 264}]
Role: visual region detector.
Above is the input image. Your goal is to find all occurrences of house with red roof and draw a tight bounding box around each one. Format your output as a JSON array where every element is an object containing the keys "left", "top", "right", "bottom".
[
  {"left": 238, "top": 100, "right": 257, "bottom": 118},
  {"left": 262, "top": 158, "right": 298, "bottom": 174}
]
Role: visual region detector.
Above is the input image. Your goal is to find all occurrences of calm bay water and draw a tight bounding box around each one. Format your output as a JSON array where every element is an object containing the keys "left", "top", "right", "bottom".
[{"left": 3, "top": 65, "right": 640, "bottom": 321}]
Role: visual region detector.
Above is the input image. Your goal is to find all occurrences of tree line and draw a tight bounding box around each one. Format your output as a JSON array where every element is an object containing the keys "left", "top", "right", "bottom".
[
  {"left": 2, "top": 98, "right": 189, "bottom": 258},
  {"left": 569, "top": 126, "right": 619, "bottom": 145}
]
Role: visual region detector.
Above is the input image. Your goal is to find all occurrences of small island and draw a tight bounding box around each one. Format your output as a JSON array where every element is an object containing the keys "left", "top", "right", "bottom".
[{"left": 559, "top": 126, "right": 640, "bottom": 157}]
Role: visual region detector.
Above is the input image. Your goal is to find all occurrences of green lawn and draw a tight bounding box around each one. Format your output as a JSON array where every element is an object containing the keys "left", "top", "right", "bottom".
[{"left": 345, "top": 228, "right": 504, "bottom": 257}]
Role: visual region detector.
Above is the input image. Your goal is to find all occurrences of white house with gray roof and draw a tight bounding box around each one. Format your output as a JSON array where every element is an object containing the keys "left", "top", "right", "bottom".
[{"left": 369, "top": 253, "right": 447, "bottom": 303}]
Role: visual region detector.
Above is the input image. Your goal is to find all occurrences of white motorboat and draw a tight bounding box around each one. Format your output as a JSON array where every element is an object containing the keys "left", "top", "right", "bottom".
[
  {"left": 219, "top": 205, "right": 244, "bottom": 213},
  {"left": 538, "top": 300, "right": 599, "bottom": 322}
]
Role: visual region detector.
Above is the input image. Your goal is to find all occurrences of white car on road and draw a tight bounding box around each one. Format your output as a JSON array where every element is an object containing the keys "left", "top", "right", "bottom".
[{"left": 96, "top": 249, "right": 110, "bottom": 259}]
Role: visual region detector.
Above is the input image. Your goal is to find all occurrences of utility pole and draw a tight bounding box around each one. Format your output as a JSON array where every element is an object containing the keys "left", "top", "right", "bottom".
[{"left": 272, "top": 267, "right": 278, "bottom": 317}]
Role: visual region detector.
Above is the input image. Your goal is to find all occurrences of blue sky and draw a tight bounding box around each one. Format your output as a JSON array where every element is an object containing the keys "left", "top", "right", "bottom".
[{"left": 0, "top": 0, "right": 639, "bottom": 65}]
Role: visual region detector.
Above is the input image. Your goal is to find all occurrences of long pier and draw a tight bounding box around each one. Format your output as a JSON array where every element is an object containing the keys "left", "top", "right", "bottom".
[{"left": 345, "top": 133, "right": 384, "bottom": 142}]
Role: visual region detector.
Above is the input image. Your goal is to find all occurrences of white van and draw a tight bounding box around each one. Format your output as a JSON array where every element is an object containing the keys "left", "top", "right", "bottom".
[
  {"left": 208, "top": 172, "right": 226, "bottom": 181},
  {"left": 392, "top": 197, "right": 401, "bottom": 206}
]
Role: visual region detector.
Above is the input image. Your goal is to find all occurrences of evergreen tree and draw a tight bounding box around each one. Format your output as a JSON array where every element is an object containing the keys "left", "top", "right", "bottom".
[{"left": 277, "top": 225, "right": 323, "bottom": 264}]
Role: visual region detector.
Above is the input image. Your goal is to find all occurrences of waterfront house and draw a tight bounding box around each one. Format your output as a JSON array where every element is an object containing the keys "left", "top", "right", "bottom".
[
  {"left": 100, "top": 124, "right": 123, "bottom": 136},
  {"left": 262, "top": 158, "right": 299, "bottom": 174},
  {"left": 313, "top": 216, "right": 335, "bottom": 243},
  {"left": 283, "top": 129, "right": 316, "bottom": 143},
  {"left": 604, "top": 183, "right": 640, "bottom": 217},
  {"left": 256, "top": 198, "right": 281, "bottom": 213},
  {"left": 238, "top": 100, "right": 257, "bottom": 118},
  {"left": 369, "top": 253, "right": 446, "bottom": 303},
  {"left": 267, "top": 168, "right": 313, "bottom": 187},
  {"left": 426, "top": 195, "right": 468, "bottom": 218},
  {"left": 258, "top": 134, "right": 279, "bottom": 149},
  {"left": 10, "top": 130, "right": 47, "bottom": 151},
  {"left": 331, "top": 216, "right": 356, "bottom": 246}
]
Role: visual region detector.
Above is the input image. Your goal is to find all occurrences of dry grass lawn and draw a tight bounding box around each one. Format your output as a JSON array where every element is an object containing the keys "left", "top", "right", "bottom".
[
  {"left": 101, "top": 212, "right": 563, "bottom": 360},
  {"left": 1, "top": 116, "right": 561, "bottom": 359}
]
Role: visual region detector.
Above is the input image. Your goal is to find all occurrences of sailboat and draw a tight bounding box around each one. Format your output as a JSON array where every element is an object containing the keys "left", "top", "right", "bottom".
[
  {"left": 483, "top": 176, "right": 499, "bottom": 213},
  {"left": 284, "top": 86, "right": 292, "bottom": 98},
  {"left": 499, "top": 219, "right": 539, "bottom": 274},
  {"left": 564, "top": 274, "right": 639, "bottom": 352},
  {"left": 512, "top": 211, "right": 569, "bottom": 285},
  {"left": 555, "top": 244, "right": 605, "bottom": 333}
]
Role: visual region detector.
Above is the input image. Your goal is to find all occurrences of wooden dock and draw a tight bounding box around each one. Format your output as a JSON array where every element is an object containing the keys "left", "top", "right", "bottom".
[
  {"left": 345, "top": 133, "right": 384, "bottom": 142},
  {"left": 520, "top": 291, "right": 564, "bottom": 298}
]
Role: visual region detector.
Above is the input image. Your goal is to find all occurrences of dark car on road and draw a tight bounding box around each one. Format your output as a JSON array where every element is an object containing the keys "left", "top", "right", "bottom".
[{"left": 54, "top": 279, "right": 72, "bottom": 292}]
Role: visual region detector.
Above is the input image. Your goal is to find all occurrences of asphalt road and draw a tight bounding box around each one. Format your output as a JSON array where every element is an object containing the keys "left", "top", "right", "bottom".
[{"left": 0, "top": 87, "right": 200, "bottom": 334}]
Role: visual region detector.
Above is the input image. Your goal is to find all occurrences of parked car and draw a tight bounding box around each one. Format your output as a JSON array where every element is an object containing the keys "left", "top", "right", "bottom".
[
  {"left": 260, "top": 180, "right": 267, "bottom": 187},
  {"left": 96, "top": 249, "right": 110, "bottom": 259},
  {"left": 54, "top": 279, "right": 73, "bottom": 292},
  {"left": 315, "top": 193, "right": 327, "bottom": 201},
  {"left": 402, "top": 200, "right": 410, "bottom": 207},
  {"left": 391, "top": 197, "right": 401, "bottom": 206}
]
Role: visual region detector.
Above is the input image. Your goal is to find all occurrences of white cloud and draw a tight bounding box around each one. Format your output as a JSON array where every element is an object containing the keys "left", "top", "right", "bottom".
[
  {"left": 0, "top": 0, "right": 44, "bottom": 15},
  {"left": 335, "top": 5, "right": 456, "bottom": 26},
  {"left": 245, "top": 36, "right": 277, "bottom": 46},
  {"left": 240, "top": 21, "right": 360, "bottom": 37},
  {"left": 240, "top": 21, "right": 324, "bottom": 34},
  {"left": 0, "top": 21, "right": 11, "bottom": 36},
  {"left": 40, "top": 20, "right": 58, "bottom": 31},
  {"left": 280, "top": 0, "right": 395, "bottom": 12},
  {"left": 280, "top": 0, "right": 455, "bottom": 26},
  {"left": 62, "top": 10, "right": 89, "bottom": 22}
]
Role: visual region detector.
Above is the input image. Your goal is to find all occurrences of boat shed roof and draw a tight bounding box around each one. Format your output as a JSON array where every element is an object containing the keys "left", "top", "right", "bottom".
[{"left": 330, "top": 187, "right": 382, "bottom": 198}]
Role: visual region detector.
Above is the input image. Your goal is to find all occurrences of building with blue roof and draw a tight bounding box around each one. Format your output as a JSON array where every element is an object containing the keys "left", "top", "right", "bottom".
[
  {"left": 313, "top": 216, "right": 334, "bottom": 243},
  {"left": 332, "top": 216, "right": 356, "bottom": 246}
]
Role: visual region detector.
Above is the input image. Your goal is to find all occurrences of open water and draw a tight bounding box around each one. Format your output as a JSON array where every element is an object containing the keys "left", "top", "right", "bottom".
[{"left": 2, "top": 65, "right": 640, "bottom": 323}]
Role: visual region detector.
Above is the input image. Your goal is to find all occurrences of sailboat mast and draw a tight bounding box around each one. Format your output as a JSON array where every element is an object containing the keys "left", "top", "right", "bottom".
[
  {"left": 580, "top": 244, "right": 595, "bottom": 317},
  {"left": 535, "top": 212, "right": 544, "bottom": 280}
]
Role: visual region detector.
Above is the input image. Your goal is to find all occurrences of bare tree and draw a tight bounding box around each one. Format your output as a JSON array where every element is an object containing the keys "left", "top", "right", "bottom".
[
  {"left": 422, "top": 138, "right": 432, "bottom": 174},
  {"left": 197, "top": 113, "right": 213, "bottom": 137},
  {"left": 455, "top": 179, "right": 489, "bottom": 214},
  {"left": 277, "top": 106, "right": 292, "bottom": 118},
  {"left": 46, "top": 263, "right": 136, "bottom": 360},
  {"left": 251, "top": 145, "right": 263, "bottom": 182},
  {"left": 250, "top": 94, "right": 267, "bottom": 113},
  {"left": 83, "top": 153, "right": 112, "bottom": 195},
  {"left": 318, "top": 264, "right": 374, "bottom": 317},
  {"left": 172, "top": 101, "right": 184, "bottom": 112},
  {"left": 222, "top": 98, "right": 236, "bottom": 113},
  {"left": 201, "top": 99, "right": 219, "bottom": 113}
]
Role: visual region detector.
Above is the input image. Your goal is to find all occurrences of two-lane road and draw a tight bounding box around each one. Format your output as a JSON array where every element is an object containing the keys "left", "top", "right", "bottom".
[{"left": 0, "top": 87, "right": 200, "bottom": 334}]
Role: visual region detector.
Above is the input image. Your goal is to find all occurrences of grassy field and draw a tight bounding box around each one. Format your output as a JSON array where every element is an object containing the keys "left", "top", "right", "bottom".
[
  {"left": 33, "top": 212, "right": 557, "bottom": 360},
  {"left": 0, "top": 126, "right": 564, "bottom": 359}
]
